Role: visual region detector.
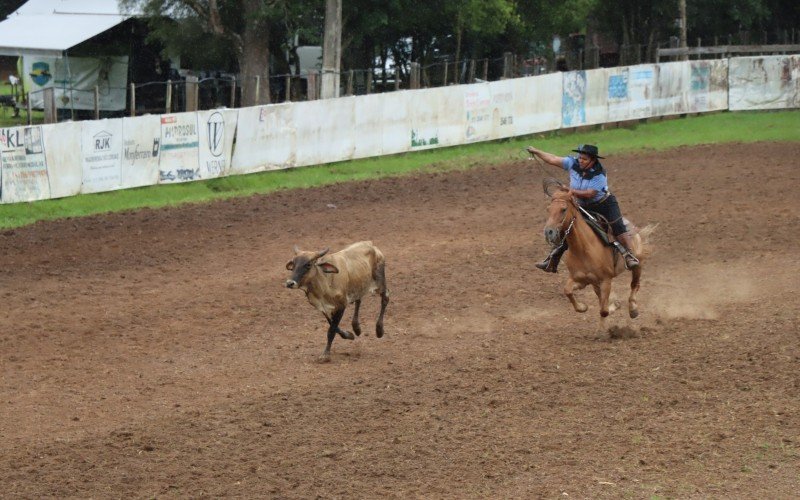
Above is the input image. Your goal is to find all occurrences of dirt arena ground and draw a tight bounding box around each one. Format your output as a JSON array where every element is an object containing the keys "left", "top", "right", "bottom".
[{"left": 1, "top": 142, "right": 798, "bottom": 498}]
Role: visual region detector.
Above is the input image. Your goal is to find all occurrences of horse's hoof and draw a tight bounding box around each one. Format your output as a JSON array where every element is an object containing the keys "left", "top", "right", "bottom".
[
  {"left": 576, "top": 304, "right": 588, "bottom": 313},
  {"left": 629, "top": 309, "right": 639, "bottom": 319},
  {"left": 376, "top": 324, "right": 385, "bottom": 338},
  {"left": 318, "top": 353, "right": 331, "bottom": 363},
  {"left": 344, "top": 331, "right": 355, "bottom": 340},
  {"left": 353, "top": 325, "right": 362, "bottom": 336},
  {"left": 600, "top": 310, "right": 609, "bottom": 318}
]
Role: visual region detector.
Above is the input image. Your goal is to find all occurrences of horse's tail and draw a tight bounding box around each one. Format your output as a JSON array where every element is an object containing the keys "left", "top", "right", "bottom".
[{"left": 636, "top": 223, "right": 658, "bottom": 260}]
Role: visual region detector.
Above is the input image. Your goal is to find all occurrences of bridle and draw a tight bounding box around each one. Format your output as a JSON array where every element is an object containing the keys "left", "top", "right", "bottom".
[{"left": 550, "top": 197, "right": 576, "bottom": 246}]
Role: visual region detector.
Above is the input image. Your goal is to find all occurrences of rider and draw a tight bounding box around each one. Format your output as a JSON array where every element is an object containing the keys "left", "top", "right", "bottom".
[{"left": 526, "top": 144, "right": 640, "bottom": 272}]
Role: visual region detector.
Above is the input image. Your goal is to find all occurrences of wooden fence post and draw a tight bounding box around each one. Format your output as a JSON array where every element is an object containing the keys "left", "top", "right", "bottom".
[
  {"left": 409, "top": 62, "right": 420, "bottom": 89},
  {"left": 254, "top": 75, "right": 261, "bottom": 104},
  {"left": 165, "top": 79, "right": 172, "bottom": 113},
  {"left": 229, "top": 76, "right": 236, "bottom": 108},
  {"left": 130, "top": 83, "right": 136, "bottom": 117},
  {"left": 502, "top": 52, "right": 513, "bottom": 79},
  {"left": 185, "top": 76, "right": 198, "bottom": 112},
  {"left": 94, "top": 85, "right": 100, "bottom": 120},
  {"left": 43, "top": 88, "right": 56, "bottom": 123},
  {"left": 365, "top": 71, "right": 372, "bottom": 95},
  {"left": 347, "top": 69, "right": 354, "bottom": 95},
  {"left": 307, "top": 70, "right": 318, "bottom": 100},
  {"left": 26, "top": 91, "right": 32, "bottom": 125},
  {"left": 285, "top": 75, "right": 292, "bottom": 102}
]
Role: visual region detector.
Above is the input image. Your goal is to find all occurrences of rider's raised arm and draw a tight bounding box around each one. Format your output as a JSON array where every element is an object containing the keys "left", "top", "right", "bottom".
[{"left": 526, "top": 146, "right": 566, "bottom": 169}]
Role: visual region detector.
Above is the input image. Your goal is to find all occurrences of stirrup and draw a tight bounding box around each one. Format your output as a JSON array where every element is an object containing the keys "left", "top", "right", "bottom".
[
  {"left": 535, "top": 257, "right": 558, "bottom": 273},
  {"left": 624, "top": 254, "right": 640, "bottom": 270}
]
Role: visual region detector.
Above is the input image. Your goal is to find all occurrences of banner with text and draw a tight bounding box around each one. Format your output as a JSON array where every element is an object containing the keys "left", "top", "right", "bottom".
[
  {"left": 81, "top": 118, "right": 123, "bottom": 194},
  {"left": 197, "top": 109, "right": 238, "bottom": 179},
  {"left": 120, "top": 115, "right": 161, "bottom": 189},
  {"left": 159, "top": 112, "right": 200, "bottom": 184},
  {"left": 0, "top": 125, "right": 51, "bottom": 203}
]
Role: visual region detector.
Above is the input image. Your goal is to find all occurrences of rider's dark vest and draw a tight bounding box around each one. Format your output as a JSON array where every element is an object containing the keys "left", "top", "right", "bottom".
[{"left": 570, "top": 160, "right": 605, "bottom": 181}]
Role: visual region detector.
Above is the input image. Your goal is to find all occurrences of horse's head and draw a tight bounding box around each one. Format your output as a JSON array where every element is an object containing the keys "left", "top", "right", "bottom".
[{"left": 543, "top": 188, "right": 576, "bottom": 246}]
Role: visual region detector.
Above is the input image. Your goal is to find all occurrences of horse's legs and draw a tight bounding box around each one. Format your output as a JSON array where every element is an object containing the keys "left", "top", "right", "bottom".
[
  {"left": 593, "top": 283, "right": 620, "bottom": 316},
  {"left": 629, "top": 266, "right": 642, "bottom": 318},
  {"left": 595, "top": 280, "right": 613, "bottom": 318},
  {"left": 565, "top": 277, "right": 588, "bottom": 313}
]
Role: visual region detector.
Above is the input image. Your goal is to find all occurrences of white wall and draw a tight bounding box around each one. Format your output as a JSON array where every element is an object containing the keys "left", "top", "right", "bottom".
[{"left": 2, "top": 55, "right": 797, "bottom": 204}]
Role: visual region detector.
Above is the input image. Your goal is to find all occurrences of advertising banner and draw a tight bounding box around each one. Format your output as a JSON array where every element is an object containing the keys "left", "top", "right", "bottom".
[
  {"left": 0, "top": 125, "right": 51, "bottom": 203},
  {"left": 197, "top": 109, "right": 238, "bottom": 179},
  {"left": 159, "top": 112, "right": 200, "bottom": 183},
  {"left": 292, "top": 98, "right": 355, "bottom": 168},
  {"left": 464, "top": 83, "right": 492, "bottom": 142},
  {"left": 120, "top": 115, "right": 161, "bottom": 189},
  {"left": 231, "top": 103, "right": 297, "bottom": 173},
  {"left": 81, "top": 118, "right": 123, "bottom": 194},
  {"left": 487, "top": 79, "right": 516, "bottom": 140},
  {"left": 379, "top": 91, "right": 411, "bottom": 156},
  {"left": 434, "top": 86, "right": 468, "bottom": 148},
  {"left": 408, "top": 87, "right": 442, "bottom": 150},
  {"left": 407, "top": 86, "right": 465, "bottom": 150},
  {"left": 44, "top": 121, "right": 82, "bottom": 199},
  {"left": 512, "top": 73, "right": 562, "bottom": 135},
  {"left": 729, "top": 55, "right": 799, "bottom": 111},
  {"left": 653, "top": 61, "right": 689, "bottom": 116},
  {"left": 23, "top": 56, "right": 128, "bottom": 111},
  {"left": 562, "top": 70, "right": 588, "bottom": 127},
  {"left": 583, "top": 68, "right": 610, "bottom": 125},
  {"left": 353, "top": 94, "right": 386, "bottom": 159},
  {"left": 605, "top": 64, "right": 656, "bottom": 122}
]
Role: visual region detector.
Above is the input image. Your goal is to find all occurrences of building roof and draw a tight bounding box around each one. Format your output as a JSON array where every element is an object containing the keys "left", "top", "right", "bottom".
[{"left": 0, "top": 0, "right": 139, "bottom": 57}]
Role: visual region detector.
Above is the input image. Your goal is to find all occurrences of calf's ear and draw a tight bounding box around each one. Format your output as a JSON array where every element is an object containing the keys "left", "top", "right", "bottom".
[
  {"left": 285, "top": 260, "right": 295, "bottom": 271},
  {"left": 318, "top": 262, "right": 339, "bottom": 274}
]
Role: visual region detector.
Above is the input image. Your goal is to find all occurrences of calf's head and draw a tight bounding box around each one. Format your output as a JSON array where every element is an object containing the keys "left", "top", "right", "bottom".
[{"left": 285, "top": 246, "right": 339, "bottom": 288}]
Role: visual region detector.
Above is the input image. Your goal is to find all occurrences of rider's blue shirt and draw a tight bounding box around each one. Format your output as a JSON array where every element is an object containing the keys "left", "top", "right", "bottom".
[{"left": 561, "top": 156, "right": 609, "bottom": 204}]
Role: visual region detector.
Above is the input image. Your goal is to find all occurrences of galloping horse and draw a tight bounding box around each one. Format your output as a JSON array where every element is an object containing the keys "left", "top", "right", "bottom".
[{"left": 543, "top": 188, "right": 653, "bottom": 318}]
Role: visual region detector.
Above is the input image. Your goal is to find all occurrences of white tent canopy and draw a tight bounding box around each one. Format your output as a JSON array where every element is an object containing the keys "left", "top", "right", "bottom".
[{"left": 0, "top": 0, "right": 138, "bottom": 57}]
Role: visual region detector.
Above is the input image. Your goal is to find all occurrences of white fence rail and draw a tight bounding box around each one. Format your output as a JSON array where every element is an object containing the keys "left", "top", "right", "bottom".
[{"left": 1, "top": 55, "right": 798, "bottom": 204}]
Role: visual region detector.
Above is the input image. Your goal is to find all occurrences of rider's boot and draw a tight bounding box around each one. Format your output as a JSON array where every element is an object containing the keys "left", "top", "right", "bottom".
[
  {"left": 536, "top": 242, "right": 568, "bottom": 273},
  {"left": 614, "top": 233, "right": 640, "bottom": 270}
]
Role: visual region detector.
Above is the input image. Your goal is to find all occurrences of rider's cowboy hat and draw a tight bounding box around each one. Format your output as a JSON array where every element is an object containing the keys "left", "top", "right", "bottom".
[{"left": 572, "top": 144, "right": 605, "bottom": 159}]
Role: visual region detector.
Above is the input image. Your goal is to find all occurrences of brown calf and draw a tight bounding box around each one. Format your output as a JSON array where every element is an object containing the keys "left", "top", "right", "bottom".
[{"left": 285, "top": 241, "right": 389, "bottom": 360}]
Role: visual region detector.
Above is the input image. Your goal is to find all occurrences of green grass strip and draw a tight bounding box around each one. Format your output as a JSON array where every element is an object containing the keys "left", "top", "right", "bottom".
[{"left": 1, "top": 109, "right": 798, "bottom": 229}]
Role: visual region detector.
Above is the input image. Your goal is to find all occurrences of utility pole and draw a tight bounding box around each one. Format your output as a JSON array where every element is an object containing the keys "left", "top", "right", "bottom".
[
  {"left": 679, "top": 0, "right": 688, "bottom": 60},
  {"left": 321, "top": 0, "right": 342, "bottom": 99}
]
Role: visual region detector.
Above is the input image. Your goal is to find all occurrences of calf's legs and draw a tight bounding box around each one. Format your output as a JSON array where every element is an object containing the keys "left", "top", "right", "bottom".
[
  {"left": 351, "top": 299, "right": 362, "bottom": 336},
  {"left": 374, "top": 262, "right": 389, "bottom": 338},
  {"left": 322, "top": 308, "right": 354, "bottom": 360}
]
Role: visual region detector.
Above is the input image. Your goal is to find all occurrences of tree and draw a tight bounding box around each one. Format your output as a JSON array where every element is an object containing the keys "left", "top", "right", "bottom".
[
  {"left": 447, "top": 0, "right": 516, "bottom": 68},
  {"left": 126, "top": 0, "right": 285, "bottom": 106},
  {"left": 0, "top": 0, "right": 25, "bottom": 18}
]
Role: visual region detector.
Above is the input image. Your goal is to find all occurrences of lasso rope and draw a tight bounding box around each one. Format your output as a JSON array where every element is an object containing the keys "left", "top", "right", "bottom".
[{"left": 524, "top": 150, "right": 565, "bottom": 197}]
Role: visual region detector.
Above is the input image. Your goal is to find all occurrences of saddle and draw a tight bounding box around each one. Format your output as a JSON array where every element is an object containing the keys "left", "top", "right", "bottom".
[{"left": 580, "top": 210, "right": 636, "bottom": 246}]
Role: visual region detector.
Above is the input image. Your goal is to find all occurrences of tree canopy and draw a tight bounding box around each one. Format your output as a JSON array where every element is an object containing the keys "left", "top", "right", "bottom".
[{"left": 5, "top": 0, "right": 796, "bottom": 97}]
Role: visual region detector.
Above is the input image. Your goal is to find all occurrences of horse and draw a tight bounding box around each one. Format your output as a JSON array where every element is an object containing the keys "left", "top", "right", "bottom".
[{"left": 542, "top": 188, "right": 653, "bottom": 319}]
